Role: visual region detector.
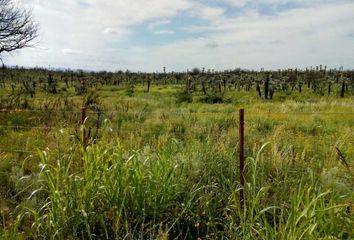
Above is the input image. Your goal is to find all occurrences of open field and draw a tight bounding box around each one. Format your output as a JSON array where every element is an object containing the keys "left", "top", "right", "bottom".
[{"left": 0, "top": 68, "right": 353, "bottom": 239}]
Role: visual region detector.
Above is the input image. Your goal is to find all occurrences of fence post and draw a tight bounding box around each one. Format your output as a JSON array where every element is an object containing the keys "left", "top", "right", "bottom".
[
  {"left": 81, "top": 107, "right": 87, "bottom": 150},
  {"left": 239, "top": 109, "right": 245, "bottom": 209}
]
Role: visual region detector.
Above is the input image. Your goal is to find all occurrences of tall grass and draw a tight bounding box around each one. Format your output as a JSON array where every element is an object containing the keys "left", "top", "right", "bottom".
[
  {"left": 226, "top": 144, "right": 352, "bottom": 239},
  {"left": 0, "top": 86, "right": 353, "bottom": 239},
  {"left": 5, "top": 140, "right": 351, "bottom": 239}
]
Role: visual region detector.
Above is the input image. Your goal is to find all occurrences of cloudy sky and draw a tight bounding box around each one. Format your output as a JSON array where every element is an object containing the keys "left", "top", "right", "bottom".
[{"left": 5, "top": 0, "right": 354, "bottom": 72}]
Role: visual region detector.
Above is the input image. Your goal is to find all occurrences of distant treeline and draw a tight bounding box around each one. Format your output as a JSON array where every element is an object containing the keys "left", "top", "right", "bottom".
[{"left": 0, "top": 65, "right": 353, "bottom": 99}]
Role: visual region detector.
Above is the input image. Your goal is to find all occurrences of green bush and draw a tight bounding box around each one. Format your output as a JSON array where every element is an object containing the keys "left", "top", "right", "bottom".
[
  {"left": 175, "top": 90, "right": 193, "bottom": 103},
  {"left": 198, "top": 93, "right": 230, "bottom": 104}
]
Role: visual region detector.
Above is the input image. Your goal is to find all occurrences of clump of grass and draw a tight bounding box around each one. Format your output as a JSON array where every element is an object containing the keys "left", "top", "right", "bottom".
[
  {"left": 175, "top": 90, "right": 193, "bottom": 103},
  {"left": 198, "top": 93, "right": 230, "bottom": 104},
  {"left": 125, "top": 85, "right": 135, "bottom": 97},
  {"left": 15, "top": 143, "right": 187, "bottom": 239},
  {"left": 7, "top": 141, "right": 351, "bottom": 239},
  {"left": 226, "top": 144, "right": 352, "bottom": 239}
]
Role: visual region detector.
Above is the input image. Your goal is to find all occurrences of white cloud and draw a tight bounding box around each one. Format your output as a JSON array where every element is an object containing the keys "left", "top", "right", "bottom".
[
  {"left": 154, "top": 30, "right": 175, "bottom": 35},
  {"left": 219, "top": 0, "right": 352, "bottom": 8},
  {"left": 148, "top": 19, "right": 171, "bottom": 31},
  {"left": 102, "top": 28, "right": 118, "bottom": 35},
  {"left": 220, "top": 0, "right": 248, "bottom": 7},
  {"left": 34, "top": 46, "right": 49, "bottom": 50},
  {"left": 6, "top": 0, "right": 193, "bottom": 69},
  {"left": 62, "top": 48, "right": 83, "bottom": 55},
  {"left": 5, "top": 0, "right": 354, "bottom": 71},
  {"left": 119, "top": 2, "right": 354, "bottom": 71},
  {"left": 190, "top": 4, "right": 226, "bottom": 23}
]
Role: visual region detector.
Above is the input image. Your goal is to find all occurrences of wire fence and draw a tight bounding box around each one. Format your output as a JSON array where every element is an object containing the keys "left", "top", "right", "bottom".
[
  {"left": 0, "top": 108, "right": 353, "bottom": 154},
  {"left": 1, "top": 108, "right": 354, "bottom": 115}
]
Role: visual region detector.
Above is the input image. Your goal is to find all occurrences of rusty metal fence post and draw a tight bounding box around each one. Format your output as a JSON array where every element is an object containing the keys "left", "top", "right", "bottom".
[{"left": 239, "top": 109, "right": 245, "bottom": 209}]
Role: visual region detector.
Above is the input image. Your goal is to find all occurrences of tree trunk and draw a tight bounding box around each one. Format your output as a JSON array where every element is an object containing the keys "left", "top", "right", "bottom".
[
  {"left": 340, "top": 81, "right": 345, "bottom": 98},
  {"left": 264, "top": 76, "right": 269, "bottom": 99}
]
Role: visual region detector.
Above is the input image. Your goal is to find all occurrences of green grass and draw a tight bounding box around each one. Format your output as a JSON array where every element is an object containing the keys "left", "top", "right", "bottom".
[{"left": 0, "top": 84, "right": 353, "bottom": 239}]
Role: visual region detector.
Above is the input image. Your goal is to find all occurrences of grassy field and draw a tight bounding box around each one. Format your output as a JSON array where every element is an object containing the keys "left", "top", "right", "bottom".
[{"left": 0, "top": 80, "right": 353, "bottom": 239}]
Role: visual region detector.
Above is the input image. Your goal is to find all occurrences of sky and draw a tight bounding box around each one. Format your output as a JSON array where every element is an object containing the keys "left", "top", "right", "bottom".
[{"left": 4, "top": 0, "right": 354, "bottom": 72}]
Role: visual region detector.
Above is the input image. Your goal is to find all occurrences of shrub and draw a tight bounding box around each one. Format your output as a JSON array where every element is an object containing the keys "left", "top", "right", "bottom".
[
  {"left": 125, "top": 85, "right": 135, "bottom": 97},
  {"left": 175, "top": 90, "right": 193, "bottom": 103},
  {"left": 198, "top": 93, "right": 229, "bottom": 104}
]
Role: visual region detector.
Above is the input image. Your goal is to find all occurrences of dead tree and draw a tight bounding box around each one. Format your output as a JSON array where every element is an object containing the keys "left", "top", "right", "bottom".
[
  {"left": 0, "top": 0, "right": 38, "bottom": 62},
  {"left": 264, "top": 75, "right": 270, "bottom": 99}
]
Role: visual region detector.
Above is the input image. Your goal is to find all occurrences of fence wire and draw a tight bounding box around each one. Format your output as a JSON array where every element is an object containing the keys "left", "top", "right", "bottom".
[
  {"left": 1, "top": 108, "right": 354, "bottom": 115},
  {"left": 0, "top": 108, "right": 353, "bottom": 155}
]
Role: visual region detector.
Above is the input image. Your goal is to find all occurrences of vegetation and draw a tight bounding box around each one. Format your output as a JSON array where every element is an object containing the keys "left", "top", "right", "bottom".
[{"left": 0, "top": 66, "right": 353, "bottom": 239}]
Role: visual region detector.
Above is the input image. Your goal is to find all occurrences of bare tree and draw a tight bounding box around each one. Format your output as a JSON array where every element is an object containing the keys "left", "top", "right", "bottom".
[{"left": 0, "top": 0, "right": 38, "bottom": 59}]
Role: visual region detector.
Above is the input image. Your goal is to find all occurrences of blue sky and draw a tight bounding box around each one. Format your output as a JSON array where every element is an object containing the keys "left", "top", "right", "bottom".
[{"left": 5, "top": 0, "right": 354, "bottom": 71}]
